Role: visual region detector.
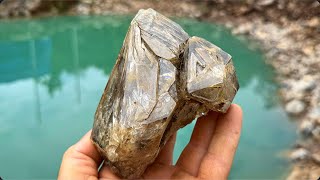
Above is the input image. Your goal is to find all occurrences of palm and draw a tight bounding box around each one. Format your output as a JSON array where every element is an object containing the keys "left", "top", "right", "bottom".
[{"left": 59, "top": 104, "right": 242, "bottom": 180}]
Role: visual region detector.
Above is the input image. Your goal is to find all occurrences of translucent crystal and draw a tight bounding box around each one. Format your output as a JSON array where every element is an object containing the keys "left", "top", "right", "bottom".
[{"left": 91, "top": 8, "right": 239, "bottom": 179}]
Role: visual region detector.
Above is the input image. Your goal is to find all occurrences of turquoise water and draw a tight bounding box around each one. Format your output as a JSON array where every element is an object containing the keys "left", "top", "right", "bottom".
[{"left": 0, "top": 16, "right": 296, "bottom": 179}]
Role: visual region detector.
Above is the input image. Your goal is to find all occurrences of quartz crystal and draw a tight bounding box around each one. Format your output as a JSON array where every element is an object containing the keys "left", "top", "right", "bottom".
[{"left": 91, "top": 8, "right": 239, "bottom": 179}]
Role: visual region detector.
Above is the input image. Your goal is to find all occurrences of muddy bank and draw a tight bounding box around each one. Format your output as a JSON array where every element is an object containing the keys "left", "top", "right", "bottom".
[{"left": 1, "top": 0, "right": 319, "bottom": 179}]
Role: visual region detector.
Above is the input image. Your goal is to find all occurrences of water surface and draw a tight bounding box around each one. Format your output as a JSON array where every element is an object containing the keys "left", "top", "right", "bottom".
[{"left": 0, "top": 15, "right": 296, "bottom": 179}]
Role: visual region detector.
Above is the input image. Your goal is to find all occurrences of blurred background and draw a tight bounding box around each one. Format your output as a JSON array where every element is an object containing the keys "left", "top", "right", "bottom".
[{"left": 0, "top": 0, "right": 319, "bottom": 179}]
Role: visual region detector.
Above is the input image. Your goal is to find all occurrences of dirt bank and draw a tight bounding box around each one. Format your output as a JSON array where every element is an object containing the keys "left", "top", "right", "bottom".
[{"left": 1, "top": 0, "right": 319, "bottom": 179}]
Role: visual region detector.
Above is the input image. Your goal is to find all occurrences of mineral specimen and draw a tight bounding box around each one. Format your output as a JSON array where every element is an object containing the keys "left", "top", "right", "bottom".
[{"left": 91, "top": 8, "right": 239, "bottom": 179}]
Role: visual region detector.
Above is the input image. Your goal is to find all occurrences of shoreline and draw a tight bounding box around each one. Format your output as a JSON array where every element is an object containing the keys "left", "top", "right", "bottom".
[{"left": 1, "top": 0, "right": 319, "bottom": 178}]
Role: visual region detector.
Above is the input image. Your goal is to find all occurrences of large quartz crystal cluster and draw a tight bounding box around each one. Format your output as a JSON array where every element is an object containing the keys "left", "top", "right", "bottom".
[{"left": 91, "top": 8, "right": 239, "bottom": 179}]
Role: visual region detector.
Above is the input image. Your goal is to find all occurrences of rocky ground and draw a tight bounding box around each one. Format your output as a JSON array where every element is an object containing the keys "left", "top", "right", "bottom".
[{"left": 1, "top": 0, "right": 319, "bottom": 179}]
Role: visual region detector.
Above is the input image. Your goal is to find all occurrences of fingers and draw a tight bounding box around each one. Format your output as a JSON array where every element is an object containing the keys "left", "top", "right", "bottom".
[
  {"left": 154, "top": 132, "right": 177, "bottom": 165},
  {"left": 198, "top": 104, "right": 243, "bottom": 179},
  {"left": 58, "top": 130, "right": 103, "bottom": 179},
  {"left": 73, "top": 129, "right": 103, "bottom": 165},
  {"left": 176, "top": 111, "right": 219, "bottom": 176}
]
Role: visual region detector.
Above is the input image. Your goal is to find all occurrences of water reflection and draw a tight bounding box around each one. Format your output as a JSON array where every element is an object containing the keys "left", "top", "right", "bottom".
[
  {"left": 0, "top": 16, "right": 296, "bottom": 179},
  {"left": 29, "top": 39, "right": 42, "bottom": 124},
  {"left": 71, "top": 28, "right": 81, "bottom": 103}
]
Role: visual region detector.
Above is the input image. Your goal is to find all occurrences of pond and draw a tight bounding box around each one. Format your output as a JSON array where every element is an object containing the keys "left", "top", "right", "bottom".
[{"left": 0, "top": 15, "right": 297, "bottom": 179}]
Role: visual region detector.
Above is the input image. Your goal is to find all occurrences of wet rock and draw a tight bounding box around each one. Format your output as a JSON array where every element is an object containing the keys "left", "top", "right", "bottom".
[
  {"left": 290, "top": 148, "right": 309, "bottom": 161},
  {"left": 285, "top": 99, "right": 306, "bottom": 115},
  {"left": 91, "top": 8, "right": 239, "bottom": 179}
]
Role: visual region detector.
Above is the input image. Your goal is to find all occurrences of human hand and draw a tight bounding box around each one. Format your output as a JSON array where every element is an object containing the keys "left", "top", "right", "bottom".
[{"left": 58, "top": 104, "right": 242, "bottom": 179}]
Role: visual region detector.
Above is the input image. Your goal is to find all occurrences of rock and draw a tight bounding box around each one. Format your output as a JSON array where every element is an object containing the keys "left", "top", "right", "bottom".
[
  {"left": 25, "top": 0, "right": 41, "bottom": 10},
  {"left": 256, "top": 0, "right": 275, "bottom": 6},
  {"left": 309, "top": 168, "right": 320, "bottom": 180},
  {"left": 311, "top": 153, "right": 320, "bottom": 165},
  {"left": 299, "top": 120, "right": 314, "bottom": 137},
  {"left": 0, "top": 0, "right": 36, "bottom": 17},
  {"left": 0, "top": 10, "right": 8, "bottom": 19},
  {"left": 232, "top": 23, "right": 252, "bottom": 35},
  {"left": 292, "top": 76, "right": 316, "bottom": 92},
  {"left": 285, "top": 99, "right": 306, "bottom": 115},
  {"left": 308, "top": 107, "right": 320, "bottom": 119},
  {"left": 76, "top": 3, "right": 91, "bottom": 15},
  {"left": 306, "top": 17, "right": 320, "bottom": 28},
  {"left": 91, "top": 8, "right": 239, "bottom": 179},
  {"left": 302, "top": 45, "right": 315, "bottom": 56},
  {"left": 311, "top": 126, "right": 320, "bottom": 140},
  {"left": 286, "top": 165, "right": 305, "bottom": 180},
  {"left": 290, "top": 148, "right": 309, "bottom": 161}
]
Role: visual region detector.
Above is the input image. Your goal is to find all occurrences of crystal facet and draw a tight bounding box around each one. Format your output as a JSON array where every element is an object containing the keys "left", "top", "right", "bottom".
[{"left": 91, "top": 8, "right": 239, "bottom": 179}]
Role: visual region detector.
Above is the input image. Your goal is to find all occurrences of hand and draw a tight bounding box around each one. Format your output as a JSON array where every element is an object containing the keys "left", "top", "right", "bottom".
[{"left": 58, "top": 104, "right": 242, "bottom": 180}]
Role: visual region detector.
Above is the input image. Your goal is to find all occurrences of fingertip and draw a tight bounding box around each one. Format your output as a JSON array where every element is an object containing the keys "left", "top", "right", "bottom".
[
  {"left": 230, "top": 103, "right": 242, "bottom": 115},
  {"left": 228, "top": 103, "right": 243, "bottom": 125},
  {"left": 218, "top": 103, "right": 243, "bottom": 132},
  {"left": 222, "top": 104, "right": 243, "bottom": 126},
  {"left": 73, "top": 129, "right": 102, "bottom": 165},
  {"left": 74, "top": 129, "right": 93, "bottom": 152}
]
